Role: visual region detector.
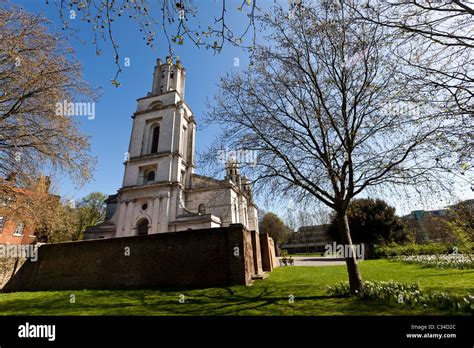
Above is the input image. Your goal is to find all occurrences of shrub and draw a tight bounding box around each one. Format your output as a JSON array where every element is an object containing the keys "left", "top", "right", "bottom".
[
  {"left": 372, "top": 243, "right": 456, "bottom": 258},
  {"left": 327, "top": 199, "right": 408, "bottom": 251}
]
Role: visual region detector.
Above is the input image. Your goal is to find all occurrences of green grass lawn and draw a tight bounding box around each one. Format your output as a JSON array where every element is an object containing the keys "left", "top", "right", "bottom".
[{"left": 0, "top": 260, "right": 472, "bottom": 316}]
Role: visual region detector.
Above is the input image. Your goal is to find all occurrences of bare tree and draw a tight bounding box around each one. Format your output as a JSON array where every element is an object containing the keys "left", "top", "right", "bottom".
[
  {"left": 50, "top": 0, "right": 259, "bottom": 84},
  {"left": 0, "top": 3, "right": 96, "bottom": 234},
  {"left": 352, "top": 0, "right": 473, "bottom": 169},
  {"left": 285, "top": 205, "right": 331, "bottom": 232},
  {"left": 0, "top": 3, "right": 95, "bottom": 190},
  {"left": 205, "top": 1, "right": 464, "bottom": 294},
  {"left": 356, "top": 1, "right": 473, "bottom": 48},
  {"left": 27, "top": 194, "right": 77, "bottom": 244}
]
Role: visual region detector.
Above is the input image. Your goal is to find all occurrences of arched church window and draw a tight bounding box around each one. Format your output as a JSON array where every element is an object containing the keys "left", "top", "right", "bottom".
[
  {"left": 151, "top": 126, "right": 160, "bottom": 153},
  {"left": 198, "top": 204, "right": 206, "bottom": 215},
  {"left": 233, "top": 203, "right": 239, "bottom": 223},
  {"left": 170, "top": 71, "right": 174, "bottom": 79},
  {"left": 146, "top": 171, "right": 155, "bottom": 183},
  {"left": 149, "top": 101, "right": 163, "bottom": 110},
  {"left": 137, "top": 219, "right": 149, "bottom": 236}
]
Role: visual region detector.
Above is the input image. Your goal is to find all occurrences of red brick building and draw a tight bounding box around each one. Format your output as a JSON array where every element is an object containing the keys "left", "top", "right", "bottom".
[{"left": 0, "top": 174, "right": 53, "bottom": 245}]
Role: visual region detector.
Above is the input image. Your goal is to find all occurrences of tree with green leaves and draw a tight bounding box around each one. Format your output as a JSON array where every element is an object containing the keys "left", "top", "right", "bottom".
[
  {"left": 259, "top": 212, "right": 290, "bottom": 246},
  {"left": 444, "top": 200, "right": 474, "bottom": 253},
  {"left": 327, "top": 198, "right": 408, "bottom": 257},
  {"left": 71, "top": 192, "right": 107, "bottom": 240}
]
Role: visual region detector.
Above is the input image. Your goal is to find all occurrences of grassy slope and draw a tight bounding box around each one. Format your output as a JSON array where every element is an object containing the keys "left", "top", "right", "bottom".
[{"left": 0, "top": 260, "right": 472, "bottom": 316}]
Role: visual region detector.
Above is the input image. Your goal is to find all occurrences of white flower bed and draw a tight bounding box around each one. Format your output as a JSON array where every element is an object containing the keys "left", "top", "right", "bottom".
[
  {"left": 393, "top": 254, "right": 474, "bottom": 269},
  {"left": 328, "top": 280, "right": 474, "bottom": 313}
]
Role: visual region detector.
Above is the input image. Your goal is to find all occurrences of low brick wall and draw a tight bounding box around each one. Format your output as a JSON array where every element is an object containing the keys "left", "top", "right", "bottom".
[
  {"left": 259, "top": 234, "right": 279, "bottom": 272},
  {"left": 0, "top": 257, "right": 27, "bottom": 289},
  {"left": 2, "top": 224, "right": 258, "bottom": 292},
  {"left": 268, "top": 237, "right": 279, "bottom": 269},
  {"left": 250, "top": 231, "right": 263, "bottom": 275}
]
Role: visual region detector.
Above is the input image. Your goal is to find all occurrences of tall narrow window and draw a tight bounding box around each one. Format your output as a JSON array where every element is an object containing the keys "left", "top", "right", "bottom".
[
  {"left": 146, "top": 171, "right": 155, "bottom": 183},
  {"left": 0, "top": 217, "right": 5, "bottom": 234},
  {"left": 233, "top": 204, "right": 239, "bottom": 223},
  {"left": 13, "top": 222, "right": 24, "bottom": 236},
  {"left": 198, "top": 204, "right": 206, "bottom": 215},
  {"left": 151, "top": 126, "right": 160, "bottom": 153}
]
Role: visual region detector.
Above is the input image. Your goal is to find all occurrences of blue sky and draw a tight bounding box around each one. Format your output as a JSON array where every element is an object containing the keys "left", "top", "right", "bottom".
[
  {"left": 12, "top": 1, "right": 473, "bottom": 216},
  {"left": 16, "top": 0, "right": 255, "bottom": 204}
]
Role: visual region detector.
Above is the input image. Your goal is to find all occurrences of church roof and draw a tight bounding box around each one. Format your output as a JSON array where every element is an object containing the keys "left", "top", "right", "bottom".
[{"left": 191, "top": 173, "right": 226, "bottom": 188}]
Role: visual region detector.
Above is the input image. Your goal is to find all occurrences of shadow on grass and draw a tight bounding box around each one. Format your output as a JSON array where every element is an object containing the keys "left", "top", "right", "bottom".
[
  {"left": 171, "top": 286, "right": 336, "bottom": 315},
  {"left": 0, "top": 285, "right": 339, "bottom": 316},
  {"left": 1, "top": 261, "right": 468, "bottom": 316}
]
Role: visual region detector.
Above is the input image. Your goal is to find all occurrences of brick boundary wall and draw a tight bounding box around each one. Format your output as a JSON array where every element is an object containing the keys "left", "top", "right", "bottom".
[
  {"left": 2, "top": 224, "right": 265, "bottom": 292},
  {"left": 268, "top": 237, "right": 279, "bottom": 269},
  {"left": 259, "top": 234, "right": 279, "bottom": 272},
  {"left": 0, "top": 257, "right": 27, "bottom": 289},
  {"left": 250, "top": 230, "right": 263, "bottom": 275}
]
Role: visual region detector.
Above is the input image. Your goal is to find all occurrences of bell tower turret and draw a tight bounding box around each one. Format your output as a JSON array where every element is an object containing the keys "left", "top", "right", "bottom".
[
  {"left": 225, "top": 158, "right": 241, "bottom": 186},
  {"left": 151, "top": 56, "right": 186, "bottom": 98}
]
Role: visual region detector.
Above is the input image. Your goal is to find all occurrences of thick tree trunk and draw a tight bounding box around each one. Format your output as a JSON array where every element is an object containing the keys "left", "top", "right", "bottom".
[{"left": 337, "top": 211, "right": 364, "bottom": 295}]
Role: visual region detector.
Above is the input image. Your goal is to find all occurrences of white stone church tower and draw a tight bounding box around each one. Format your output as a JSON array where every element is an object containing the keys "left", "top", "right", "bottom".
[{"left": 85, "top": 57, "right": 259, "bottom": 239}]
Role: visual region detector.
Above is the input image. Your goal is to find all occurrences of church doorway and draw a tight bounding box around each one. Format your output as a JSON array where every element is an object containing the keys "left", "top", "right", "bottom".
[{"left": 136, "top": 218, "right": 149, "bottom": 236}]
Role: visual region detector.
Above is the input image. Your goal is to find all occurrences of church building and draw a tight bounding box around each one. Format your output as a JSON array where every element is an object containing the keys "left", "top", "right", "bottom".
[{"left": 85, "top": 57, "right": 259, "bottom": 239}]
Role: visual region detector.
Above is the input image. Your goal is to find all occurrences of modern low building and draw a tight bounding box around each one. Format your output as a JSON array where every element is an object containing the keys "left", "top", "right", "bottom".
[
  {"left": 281, "top": 224, "right": 334, "bottom": 254},
  {"left": 401, "top": 199, "right": 474, "bottom": 243}
]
